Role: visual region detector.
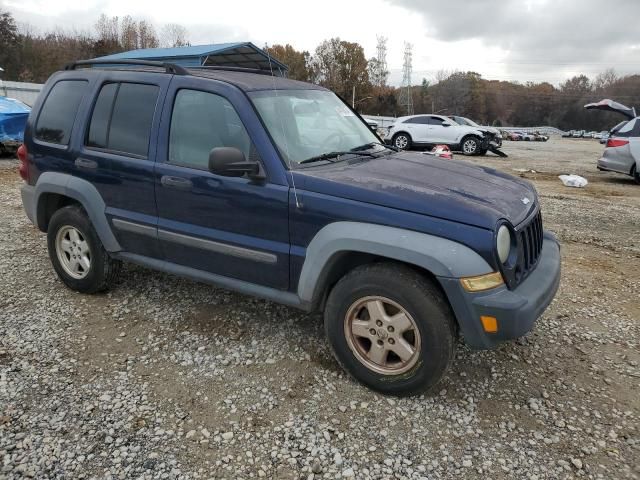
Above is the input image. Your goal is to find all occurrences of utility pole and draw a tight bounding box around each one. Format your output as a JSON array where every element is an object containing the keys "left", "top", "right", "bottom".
[
  {"left": 399, "top": 43, "right": 414, "bottom": 116},
  {"left": 374, "top": 35, "right": 389, "bottom": 87}
]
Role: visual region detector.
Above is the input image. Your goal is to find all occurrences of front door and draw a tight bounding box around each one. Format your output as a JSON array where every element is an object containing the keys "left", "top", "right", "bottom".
[{"left": 154, "top": 79, "right": 290, "bottom": 290}]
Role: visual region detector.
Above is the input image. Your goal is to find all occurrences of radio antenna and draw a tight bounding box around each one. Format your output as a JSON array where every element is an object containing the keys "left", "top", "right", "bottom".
[{"left": 264, "top": 44, "right": 301, "bottom": 209}]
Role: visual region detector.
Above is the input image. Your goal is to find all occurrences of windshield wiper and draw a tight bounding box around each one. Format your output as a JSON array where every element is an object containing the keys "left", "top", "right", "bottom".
[
  {"left": 351, "top": 142, "right": 399, "bottom": 153},
  {"left": 299, "top": 150, "right": 377, "bottom": 165}
]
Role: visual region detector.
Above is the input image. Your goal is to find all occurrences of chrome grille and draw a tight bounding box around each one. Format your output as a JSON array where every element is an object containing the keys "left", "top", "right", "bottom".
[{"left": 517, "top": 210, "right": 543, "bottom": 282}]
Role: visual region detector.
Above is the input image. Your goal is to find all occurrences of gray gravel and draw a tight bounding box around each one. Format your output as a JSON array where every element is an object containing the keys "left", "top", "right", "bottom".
[{"left": 1, "top": 139, "right": 639, "bottom": 479}]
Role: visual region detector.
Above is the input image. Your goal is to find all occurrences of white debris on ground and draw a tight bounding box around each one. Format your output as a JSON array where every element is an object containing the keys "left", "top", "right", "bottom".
[
  {"left": 1, "top": 138, "right": 639, "bottom": 479},
  {"left": 559, "top": 174, "right": 589, "bottom": 188}
]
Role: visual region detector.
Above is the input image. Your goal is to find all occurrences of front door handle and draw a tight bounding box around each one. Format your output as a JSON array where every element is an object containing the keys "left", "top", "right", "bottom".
[
  {"left": 161, "top": 175, "right": 192, "bottom": 190},
  {"left": 75, "top": 157, "right": 98, "bottom": 170}
]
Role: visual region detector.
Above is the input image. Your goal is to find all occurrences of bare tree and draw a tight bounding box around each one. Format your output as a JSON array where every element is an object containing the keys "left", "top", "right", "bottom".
[{"left": 160, "top": 23, "right": 189, "bottom": 48}]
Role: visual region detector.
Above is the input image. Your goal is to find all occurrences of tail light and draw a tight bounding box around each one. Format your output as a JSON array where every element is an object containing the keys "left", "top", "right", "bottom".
[
  {"left": 17, "top": 144, "right": 29, "bottom": 182},
  {"left": 606, "top": 138, "right": 629, "bottom": 148}
]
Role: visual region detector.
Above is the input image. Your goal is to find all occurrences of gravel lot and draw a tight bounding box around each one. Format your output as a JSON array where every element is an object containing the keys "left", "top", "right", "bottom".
[{"left": 1, "top": 138, "right": 638, "bottom": 479}]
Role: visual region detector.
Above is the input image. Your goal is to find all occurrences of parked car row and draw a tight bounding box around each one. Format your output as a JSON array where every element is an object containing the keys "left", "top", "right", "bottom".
[
  {"left": 502, "top": 131, "right": 548, "bottom": 142},
  {"left": 561, "top": 129, "right": 608, "bottom": 139}
]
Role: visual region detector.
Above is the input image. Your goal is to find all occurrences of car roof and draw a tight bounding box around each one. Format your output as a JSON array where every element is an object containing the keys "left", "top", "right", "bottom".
[
  {"left": 187, "top": 68, "right": 327, "bottom": 92},
  {"left": 59, "top": 65, "right": 327, "bottom": 93}
]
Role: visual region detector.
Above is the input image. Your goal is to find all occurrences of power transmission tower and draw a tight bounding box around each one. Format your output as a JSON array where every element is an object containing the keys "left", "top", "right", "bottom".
[
  {"left": 374, "top": 35, "right": 389, "bottom": 87},
  {"left": 399, "top": 42, "right": 414, "bottom": 115}
]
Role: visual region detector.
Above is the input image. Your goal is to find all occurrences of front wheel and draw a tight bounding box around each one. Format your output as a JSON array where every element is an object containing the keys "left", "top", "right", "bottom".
[
  {"left": 392, "top": 133, "right": 411, "bottom": 150},
  {"left": 461, "top": 136, "right": 480, "bottom": 155},
  {"left": 324, "top": 263, "right": 456, "bottom": 396},
  {"left": 47, "top": 205, "right": 121, "bottom": 293}
]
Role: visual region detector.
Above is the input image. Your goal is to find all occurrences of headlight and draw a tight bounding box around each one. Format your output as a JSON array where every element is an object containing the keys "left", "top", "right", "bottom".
[{"left": 496, "top": 225, "right": 512, "bottom": 264}]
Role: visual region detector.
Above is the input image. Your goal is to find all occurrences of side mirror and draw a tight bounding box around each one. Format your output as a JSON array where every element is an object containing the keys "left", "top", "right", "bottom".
[
  {"left": 208, "top": 147, "right": 265, "bottom": 180},
  {"left": 442, "top": 123, "right": 451, "bottom": 127}
]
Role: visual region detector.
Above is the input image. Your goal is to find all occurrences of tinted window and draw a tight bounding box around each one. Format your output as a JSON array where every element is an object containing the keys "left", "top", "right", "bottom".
[
  {"left": 169, "top": 89, "right": 252, "bottom": 170},
  {"left": 615, "top": 118, "right": 639, "bottom": 138},
  {"left": 404, "top": 116, "right": 429, "bottom": 124},
  {"left": 109, "top": 83, "right": 159, "bottom": 157},
  {"left": 428, "top": 116, "right": 446, "bottom": 125},
  {"left": 35, "top": 80, "right": 88, "bottom": 145},
  {"left": 87, "top": 83, "right": 118, "bottom": 149}
]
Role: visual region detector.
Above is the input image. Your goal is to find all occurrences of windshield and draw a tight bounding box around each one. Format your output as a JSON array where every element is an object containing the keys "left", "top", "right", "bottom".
[
  {"left": 249, "top": 89, "right": 381, "bottom": 165},
  {"left": 452, "top": 116, "right": 479, "bottom": 127}
]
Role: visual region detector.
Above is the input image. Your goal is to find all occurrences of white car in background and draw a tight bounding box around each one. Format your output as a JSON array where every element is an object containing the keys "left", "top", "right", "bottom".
[{"left": 384, "top": 114, "right": 503, "bottom": 156}]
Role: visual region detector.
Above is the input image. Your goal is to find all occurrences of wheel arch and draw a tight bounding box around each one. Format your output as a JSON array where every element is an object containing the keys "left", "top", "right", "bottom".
[
  {"left": 34, "top": 172, "right": 121, "bottom": 252},
  {"left": 298, "top": 222, "right": 493, "bottom": 310}
]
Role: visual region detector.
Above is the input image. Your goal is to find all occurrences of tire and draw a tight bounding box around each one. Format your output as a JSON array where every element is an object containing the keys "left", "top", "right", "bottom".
[
  {"left": 392, "top": 133, "right": 411, "bottom": 150},
  {"left": 47, "top": 205, "right": 121, "bottom": 293},
  {"left": 476, "top": 148, "right": 488, "bottom": 156},
  {"left": 324, "top": 263, "right": 456, "bottom": 396},
  {"left": 633, "top": 165, "right": 640, "bottom": 185},
  {"left": 460, "top": 136, "right": 480, "bottom": 156}
]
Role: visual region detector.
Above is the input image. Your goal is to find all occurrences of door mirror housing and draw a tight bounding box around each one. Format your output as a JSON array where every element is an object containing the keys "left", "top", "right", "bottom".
[{"left": 208, "top": 147, "right": 265, "bottom": 180}]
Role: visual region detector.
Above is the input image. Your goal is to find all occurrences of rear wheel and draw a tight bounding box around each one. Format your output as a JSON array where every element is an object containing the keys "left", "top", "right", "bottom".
[
  {"left": 47, "top": 205, "right": 121, "bottom": 293},
  {"left": 393, "top": 133, "right": 411, "bottom": 150},
  {"left": 324, "top": 263, "right": 456, "bottom": 396},
  {"left": 633, "top": 165, "right": 640, "bottom": 184}
]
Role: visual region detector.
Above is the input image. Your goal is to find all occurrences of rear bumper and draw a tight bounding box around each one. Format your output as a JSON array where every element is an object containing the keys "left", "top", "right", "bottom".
[
  {"left": 20, "top": 184, "right": 36, "bottom": 225},
  {"left": 597, "top": 156, "right": 633, "bottom": 175},
  {"left": 439, "top": 232, "right": 561, "bottom": 349}
]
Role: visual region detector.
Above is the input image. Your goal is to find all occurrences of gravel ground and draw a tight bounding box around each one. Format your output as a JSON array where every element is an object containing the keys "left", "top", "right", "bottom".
[{"left": 0, "top": 138, "right": 638, "bottom": 479}]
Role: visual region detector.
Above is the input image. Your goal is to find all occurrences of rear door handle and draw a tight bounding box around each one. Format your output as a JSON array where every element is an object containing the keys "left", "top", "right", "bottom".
[
  {"left": 75, "top": 158, "right": 98, "bottom": 170},
  {"left": 161, "top": 175, "right": 192, "bottom": 189}
]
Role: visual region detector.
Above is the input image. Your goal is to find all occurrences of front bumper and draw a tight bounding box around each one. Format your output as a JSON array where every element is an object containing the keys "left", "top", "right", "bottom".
[{"left": 439, "top": 232, "right": 561, "bottom": 349}]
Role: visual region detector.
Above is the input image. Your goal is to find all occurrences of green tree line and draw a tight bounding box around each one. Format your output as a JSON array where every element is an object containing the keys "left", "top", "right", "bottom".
[{"left": 2, "top": 9, "right": 639, "bottom": 130}]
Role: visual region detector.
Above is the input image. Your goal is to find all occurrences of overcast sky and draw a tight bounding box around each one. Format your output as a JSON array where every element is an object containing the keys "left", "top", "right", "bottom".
[{"left": 4, "top": 0, "right": 640, "bottom": 86}]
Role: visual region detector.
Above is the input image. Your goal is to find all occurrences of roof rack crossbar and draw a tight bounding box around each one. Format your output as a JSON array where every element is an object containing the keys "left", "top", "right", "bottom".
[
  {"left": 64, "top": 59, "right": 189, "bottom": 75},
  {"left": 189, "top": 65, "right": 285, "bottom": 76}
]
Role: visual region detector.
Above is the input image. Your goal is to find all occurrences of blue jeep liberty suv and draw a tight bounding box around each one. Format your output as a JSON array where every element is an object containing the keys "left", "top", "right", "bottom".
[{"left": 18, "top": 59, "right": 561, "bottom": 395}]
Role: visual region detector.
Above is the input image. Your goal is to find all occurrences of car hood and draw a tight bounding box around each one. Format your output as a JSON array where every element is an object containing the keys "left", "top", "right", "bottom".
[{"left": 293, "top": 151, "right": 537, "bottom": 229}]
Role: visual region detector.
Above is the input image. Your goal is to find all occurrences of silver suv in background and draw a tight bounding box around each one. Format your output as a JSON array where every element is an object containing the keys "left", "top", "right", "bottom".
[{"left": 585, "top": 99, "right": 640, "bottom": 183}]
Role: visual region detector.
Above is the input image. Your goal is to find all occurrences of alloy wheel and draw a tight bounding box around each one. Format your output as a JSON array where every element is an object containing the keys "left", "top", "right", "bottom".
[
  {"left": 56, "top": 226, "right": 91, "bottom": 279},
  {"left": 344, "top": 296, "right": 421, "bottom": 375}
]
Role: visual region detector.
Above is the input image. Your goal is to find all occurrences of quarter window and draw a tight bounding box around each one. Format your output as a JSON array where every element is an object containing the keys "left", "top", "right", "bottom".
[
  {"left": 35, "top": 80, "right": 88, "bottom": 145},
  {"left": 169, "top": 89, "right": 252, "bottom": 170},
  {"left": 86, "top": 82, "right": 159, "bottom": 157}
]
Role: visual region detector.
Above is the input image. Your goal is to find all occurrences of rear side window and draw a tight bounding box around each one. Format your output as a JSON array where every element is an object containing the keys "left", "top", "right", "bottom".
[
  {"left": 86, "top": 82, "right": 159, "bottom": 157},
  {"left": 35, "top": 80, "right": 88, "bottom": 145},
  {"left": 404, "top": 116, "right": 428, "bottom": 124},
  {"left": 615, "top": 119, "right": 639, "bottom": 138}
]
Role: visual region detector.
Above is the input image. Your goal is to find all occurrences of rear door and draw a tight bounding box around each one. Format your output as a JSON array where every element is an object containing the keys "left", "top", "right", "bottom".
[
  {"left": 76, "top": 71, "right": 170, "bottom": 258},
  {"left": 153, "top": 77, "right": 290, "bottom": 290},
  {"left": 402, "top": 116, "right": 429, "bottom": 142}
]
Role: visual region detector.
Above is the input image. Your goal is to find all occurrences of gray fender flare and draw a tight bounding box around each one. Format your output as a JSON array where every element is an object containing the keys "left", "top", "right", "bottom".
[
  {"left": 297, "top": 221, "right": 493, "bottom": 303},
  {"left": 34, "top": 172, "right": 121, "bottom": 252}
]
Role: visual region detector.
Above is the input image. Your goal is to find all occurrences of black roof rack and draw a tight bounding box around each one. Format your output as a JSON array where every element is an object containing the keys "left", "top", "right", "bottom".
[
  {"left": 188, "top": 65, "right": 282, "bottom": 76},
  {"left": 64, "top": 59, "right": 189, "bottom": 75}
]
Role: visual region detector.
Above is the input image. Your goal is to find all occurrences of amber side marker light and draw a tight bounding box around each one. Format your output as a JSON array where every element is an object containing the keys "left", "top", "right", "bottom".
[
  {"left": 460, "top": 271, "right": 504, "bottom": 292},
  {"left": 480, "top": 315, "right": 498, "bottom": 333}
]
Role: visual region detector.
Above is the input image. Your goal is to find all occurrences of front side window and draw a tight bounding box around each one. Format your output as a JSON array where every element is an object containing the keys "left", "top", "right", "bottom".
[
  {"left": 249, "top": 89, "right": 379, "bottom": 166},
  {"left": 35, "top": 80, "right": 88, "bottom": 145},
  {"left": 86, "top": 82, "right": 159, "bottom": 157},
  {"left": 168, "top": 89, "right": 252, "bottom": 170}
]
